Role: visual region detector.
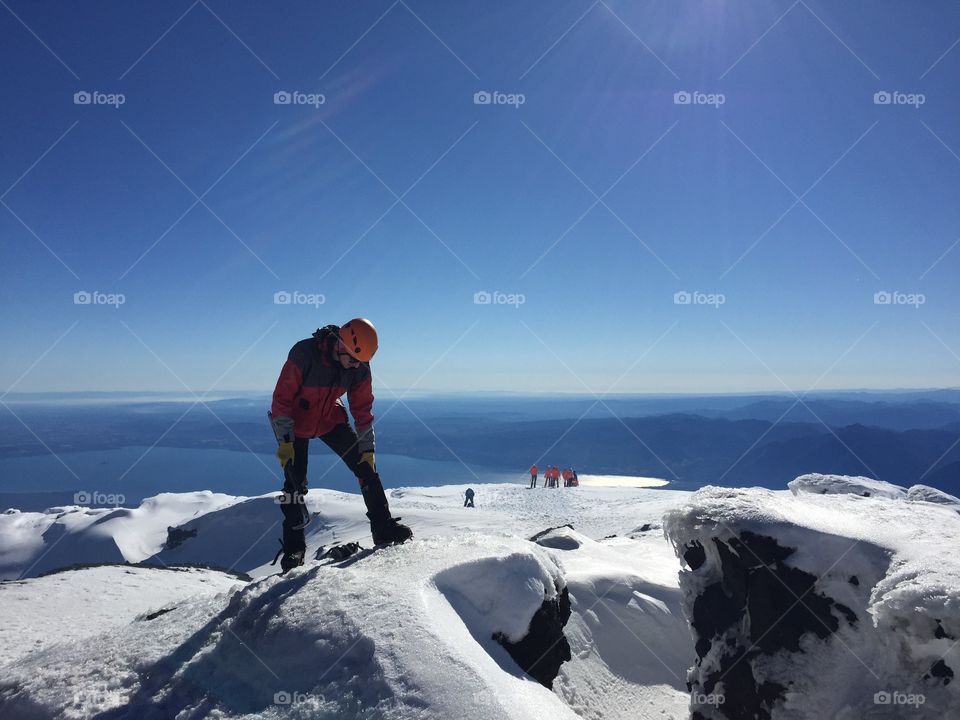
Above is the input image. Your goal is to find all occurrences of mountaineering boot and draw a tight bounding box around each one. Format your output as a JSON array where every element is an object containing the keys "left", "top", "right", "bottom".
[
  {"left": 359, "top": 472, "right": 413, "bottom": 546},
  {"left": 370, "top": 515, "right": 413, "bottom": 546},
  {"left": 280, "top": 546, "right": 305, "bottom": 572},
  {"left": 270, "top": 539, "right": 305, "bottom": 573},
  {"left": 274, "top": 489, "right": 307, "bottom": 571}
]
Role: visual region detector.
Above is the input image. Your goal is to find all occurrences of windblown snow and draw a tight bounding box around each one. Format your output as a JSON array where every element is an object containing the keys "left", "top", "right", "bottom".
[
  {"left": 2, "top": 476, "right": 958, "bottom": 719},
  {"left": 1, "top": 483, "right": 693, "bottom": 720}
]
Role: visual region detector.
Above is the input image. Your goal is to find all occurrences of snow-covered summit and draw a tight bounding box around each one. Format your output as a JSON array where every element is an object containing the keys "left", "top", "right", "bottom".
[
  {"left": 906, "top": 483, "right": 960, "bottom": 508},
  {"left": 0, "top": 482, "right": 694, "bottom": 719},
  {"left": 787, "top": 472, "right": 907, "bottom": 499},
  {"left": 0, "top": 490, "right": 239, "bottom": 579},
  {"left": 4, "top": 474, "right": 959, "bottom": 719}
]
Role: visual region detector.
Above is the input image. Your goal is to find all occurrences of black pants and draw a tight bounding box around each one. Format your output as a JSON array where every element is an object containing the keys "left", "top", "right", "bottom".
[
  {"left": 530, "top": 474, "right": 537, "bottom": 488},
  {"left": 280, "top": 424, "right": 389, "bottom": 553}
]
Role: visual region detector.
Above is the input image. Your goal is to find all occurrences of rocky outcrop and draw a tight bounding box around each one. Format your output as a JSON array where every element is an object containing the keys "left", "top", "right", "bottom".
[
  {"left": 494, "top": 584, "right": 572, "bottom": 688},
  {"left": 664, "top": 483, "right": 960, "bottom": 719},
  {"left": 164, "top": 525, "right": 197, "bottom": 549},
  {"left": 681, "top": 531, "right": 858, "bottom": 719}
]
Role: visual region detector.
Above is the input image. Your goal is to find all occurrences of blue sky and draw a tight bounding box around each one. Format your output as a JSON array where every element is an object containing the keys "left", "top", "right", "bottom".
[{"left": 1, "top": 0, "right": 959, "bottom": 395}]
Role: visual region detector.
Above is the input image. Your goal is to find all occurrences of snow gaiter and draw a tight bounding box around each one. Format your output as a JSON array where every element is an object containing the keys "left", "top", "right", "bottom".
[
  {"left": 359, "top": 470, "right": 392, "bottom": 525},
  {"left": 279, "top": 436, "right": 310, "bottom": 553}
]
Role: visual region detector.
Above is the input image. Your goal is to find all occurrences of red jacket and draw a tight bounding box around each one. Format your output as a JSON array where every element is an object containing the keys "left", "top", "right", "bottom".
[
  {"left": 530, "top": 464, "right": 538, "bottom": 475},
  {"left": 271, "top": 326, "right": 375, "bottom": 448}
]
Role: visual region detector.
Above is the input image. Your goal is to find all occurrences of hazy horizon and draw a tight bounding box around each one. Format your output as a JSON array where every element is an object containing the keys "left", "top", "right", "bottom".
[{"left": 5, "top": 386, "right": 960, "bottom": 400}]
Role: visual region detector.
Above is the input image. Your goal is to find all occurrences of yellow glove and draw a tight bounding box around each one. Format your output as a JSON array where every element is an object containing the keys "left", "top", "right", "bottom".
[
  {"left": 276, "top": 441, "right": 295, "bottom": 468},
  {"left": 360, "top": 450, "right": 376, "bottom": 473}
]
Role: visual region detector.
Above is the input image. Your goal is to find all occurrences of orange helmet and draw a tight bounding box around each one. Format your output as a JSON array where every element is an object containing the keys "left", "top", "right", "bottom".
[{"left": 339, "top": 318, "right": 378, "bottom": 362}]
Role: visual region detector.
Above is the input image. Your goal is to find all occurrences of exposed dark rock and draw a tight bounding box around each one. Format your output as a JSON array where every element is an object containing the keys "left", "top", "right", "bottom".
[
  {"left": 934, "top": 619, "right": 954, "bottom": 640},
  {"left": 494, "top": 585, "right": 572, "bottom": 688},
  {"left": 701, "top": 646, "right": 784, "bottom": 720},
  {"left": 140, "top": 606, "right": 176, "bottom": 621},
  {"left": 165, "top": 526, "right": 198, "bottom": 549},
  {"left": 926, "top": 659, "right": 954, "bottom": 685},
  {"left": 528, "top": 524, "right": 575, "bottom": 543},
  {"left": 849, "top": 575, "right": 860, "bottom": 586},
  {"left": 684, "top": 541, "right": 707, "bottom": 570},
  {"left": 685, "top": 531, "right": 858, "bottom": 719}
]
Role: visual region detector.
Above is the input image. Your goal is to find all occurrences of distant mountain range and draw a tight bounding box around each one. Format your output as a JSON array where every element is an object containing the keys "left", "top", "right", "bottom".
[{"left": 1, "top": 391, "right": 958, "bottom": 495}]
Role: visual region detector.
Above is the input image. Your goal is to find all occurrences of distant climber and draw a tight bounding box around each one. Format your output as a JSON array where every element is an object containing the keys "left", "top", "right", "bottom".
[
  {"left": 464, "top": 488, "right": 475, "bottom": 508},
  {"left": 529, "top": 463, "right": 538, "bottom": 488}
]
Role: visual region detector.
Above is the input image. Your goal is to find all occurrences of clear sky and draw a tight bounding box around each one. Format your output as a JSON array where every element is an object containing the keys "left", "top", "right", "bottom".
[{"left": 1, "top": 0, "right": 959, "bottom": 396}]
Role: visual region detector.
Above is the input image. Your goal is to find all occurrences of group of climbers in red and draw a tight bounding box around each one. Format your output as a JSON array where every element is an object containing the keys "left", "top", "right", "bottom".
[{"left": 528, "top": 463, "right": 579, "bottom": 489}]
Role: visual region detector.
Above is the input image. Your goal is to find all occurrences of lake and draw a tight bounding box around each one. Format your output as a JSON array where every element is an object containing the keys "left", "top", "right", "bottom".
[{"left": 0, "top": 446, "right": 526, "bottom": 510}]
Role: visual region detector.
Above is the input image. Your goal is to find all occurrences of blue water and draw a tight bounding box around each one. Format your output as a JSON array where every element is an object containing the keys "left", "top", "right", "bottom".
[{"left": 0, "top": 446, "right": 524, "bottom": 509}]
